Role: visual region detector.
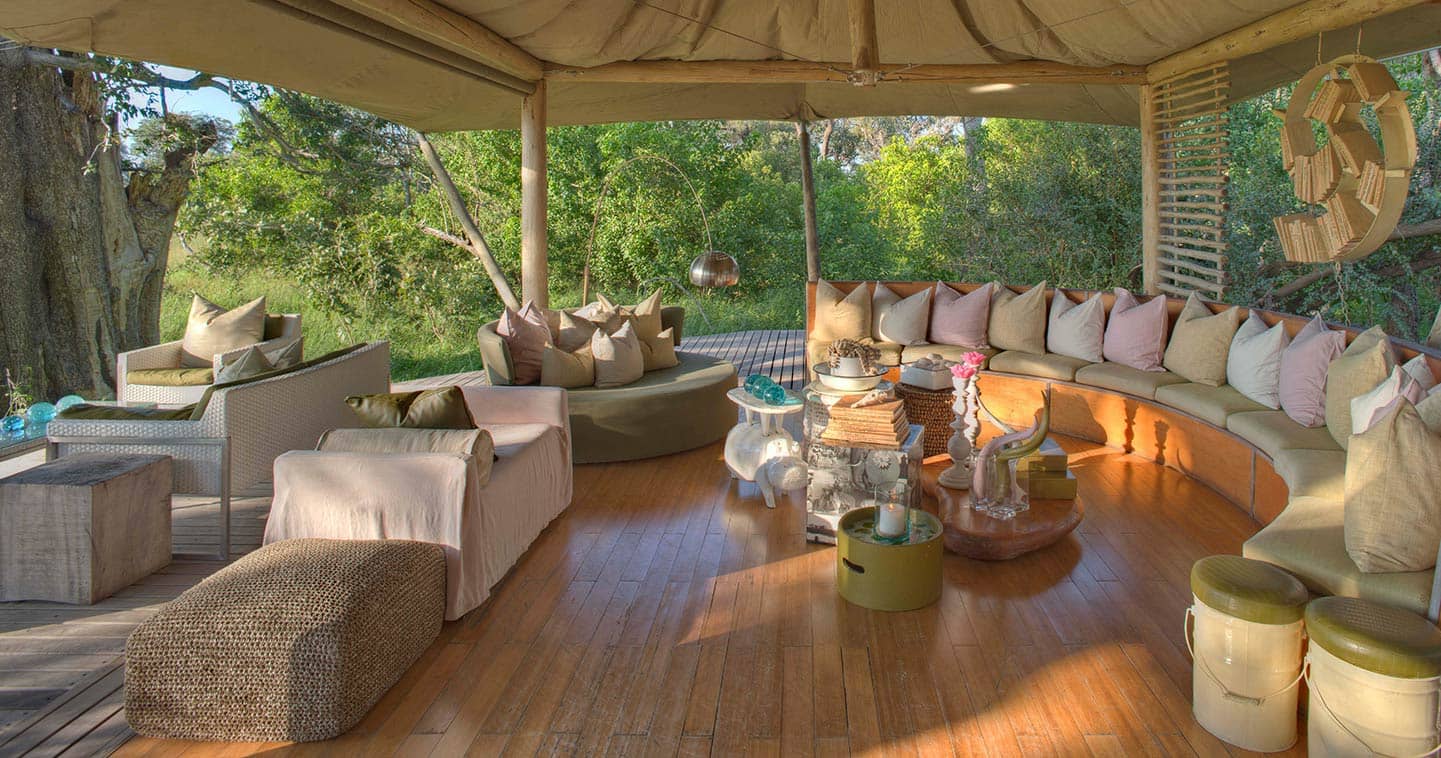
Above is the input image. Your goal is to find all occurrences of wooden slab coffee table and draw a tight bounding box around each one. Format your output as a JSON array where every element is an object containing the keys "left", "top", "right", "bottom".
[{"left": 920, "top": 461, "right": 1083, "bottom": 560}]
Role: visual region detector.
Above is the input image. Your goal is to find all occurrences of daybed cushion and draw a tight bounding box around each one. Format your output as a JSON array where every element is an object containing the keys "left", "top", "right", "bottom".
[
  {"left": 1244, "top": 495, "right": 1433, "bottom": 617},
  {"left": 1226, "top": 410, "right": 1343, "bottom": 460},
  {"left": 567, "top": 351, "right": 737, "bottom": 463},
  {"left": 1074, "top": 362, "right": 1185, "bottom": 399},
  {"left": 1271, "top": 448, "right": 1347, "bottom": 502},
  {"left": 988, "top": 351, "right": 1090, "bottom": 382},
  {"left": 126, "top": 367, "right": 215, "bottom": 387},
  {"left": 988, "top": 282, "right": 1047, "bottom": 355},
  {"left": 900, "top": 344, "right": 997, "bottom": 366},
  {"left": 1154, "top": 383, "right": 1269, "bottom": 427}
]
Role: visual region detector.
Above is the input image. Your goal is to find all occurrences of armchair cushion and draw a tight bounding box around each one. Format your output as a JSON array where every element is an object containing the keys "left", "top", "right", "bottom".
[
  {"left": 181, "top": 295, "right": 267, "bottom": 367},
  {"left": 127, "top": 367, "right": 215, "bottom": 387},
  {"left": 346, "top": 386, "right": 476, "bottom": 429},
  {"left": 215, "top": 345, "right": 274, "bottom": 383},
  {"left": 58, "top": 404, "right": 197, "bottom": 421}
]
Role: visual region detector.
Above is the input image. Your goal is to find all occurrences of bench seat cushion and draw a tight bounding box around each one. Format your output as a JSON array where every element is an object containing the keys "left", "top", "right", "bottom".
[
  {"left": 988, "top": 351, "right": 1090, "bottom": 382},
  {"left": 1154, "top": 383, "right": 1270, "bottom": 427},
  {"left": 1227, "top": 410, "right": 1343, "bottom": 460},
  {"left": 1243, "top": 496, "right": 1432, "bottom": 616},
  {"left": 125, "top": 539, "right": 446, "bottom": 742},
  {"left": 1074, "top": 362, "right": 1186, "bottom": 399},
  {"left": 900, "top": 344, "right": 997, "bottom": 366},
  {"left": 806, "top": 338, "right": 903, "bottom": 370},
  {"left": 1271, "top": 447, "right": 1347, "bottom": 502}
]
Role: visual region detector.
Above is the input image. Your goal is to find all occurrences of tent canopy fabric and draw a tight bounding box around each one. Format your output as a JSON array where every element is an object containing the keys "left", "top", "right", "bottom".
[{"left": 3, "top": 0, "right": 1440, "bottom": 131}]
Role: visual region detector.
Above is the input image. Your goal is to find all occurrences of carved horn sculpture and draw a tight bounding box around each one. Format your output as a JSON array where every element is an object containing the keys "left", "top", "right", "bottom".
[{"left": 970, "top": 388, "right": 1052, "bottom": 511}]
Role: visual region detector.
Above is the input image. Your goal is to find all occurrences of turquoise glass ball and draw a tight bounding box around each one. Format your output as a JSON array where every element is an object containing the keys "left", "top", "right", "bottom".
[
  {"left": 27, "top": 402, "right": 56, "bottom": 424},
  {"left": 56, "top": 395, "right": 84, "bottom": 411},
  {"left": 1, "top": 415, "right": 24, "bottom": 435}
]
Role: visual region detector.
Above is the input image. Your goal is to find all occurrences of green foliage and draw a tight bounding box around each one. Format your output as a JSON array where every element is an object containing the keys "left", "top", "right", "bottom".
[{"left": 170, "top": 53, "right": 1441, "bottom": 381}]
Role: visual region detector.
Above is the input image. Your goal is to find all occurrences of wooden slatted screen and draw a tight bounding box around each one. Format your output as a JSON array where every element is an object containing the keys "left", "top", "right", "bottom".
[{"left": 1151, "top": 64, "right": 1230, "bottom": 300}]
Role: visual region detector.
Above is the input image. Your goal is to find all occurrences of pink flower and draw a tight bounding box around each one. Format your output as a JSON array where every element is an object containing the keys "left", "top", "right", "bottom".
[
  {"left": 962, "top": 351, "right": 987, "bottom": 367},
  {"left": 952, "top": 364, "right": 978, "bottom": 380}
]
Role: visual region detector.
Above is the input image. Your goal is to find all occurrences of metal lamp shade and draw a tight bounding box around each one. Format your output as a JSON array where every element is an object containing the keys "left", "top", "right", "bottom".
[{"left": 689, "top": 250, "right": 740, "bottom": 288}]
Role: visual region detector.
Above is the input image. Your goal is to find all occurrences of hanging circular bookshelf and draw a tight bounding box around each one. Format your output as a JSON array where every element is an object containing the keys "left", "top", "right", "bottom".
[{"left": 1272, "top": 55, "right": 1417, "bottom": 263}]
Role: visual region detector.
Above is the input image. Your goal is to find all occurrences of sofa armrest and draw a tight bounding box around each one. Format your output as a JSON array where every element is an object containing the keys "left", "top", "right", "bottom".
[
  {"left": 477, "top": 322, "right": 515, "bottom": 386},
  {"left": 661, "top": 306, "right": 685, "bottom": 345},
  {"left": 118, "top": 341, "right": 185, "bottom": 401}
]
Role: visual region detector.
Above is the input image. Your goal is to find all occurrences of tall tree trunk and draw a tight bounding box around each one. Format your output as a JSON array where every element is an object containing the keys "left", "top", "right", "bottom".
[
  {"left": 796, "top": 121, "right": 821, "bottom": 282},
  {"left": 0, "top": 47, "right": 213, "bottom": 403}
]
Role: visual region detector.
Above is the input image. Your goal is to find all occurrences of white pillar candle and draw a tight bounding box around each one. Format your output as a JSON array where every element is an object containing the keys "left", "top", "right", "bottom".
[{"left": 876, "top": 502, "right": 906, "bottom": 537}]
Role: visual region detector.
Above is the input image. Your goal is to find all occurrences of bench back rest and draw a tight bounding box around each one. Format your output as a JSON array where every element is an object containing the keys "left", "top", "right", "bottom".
[{"left": 806, "top": 281, "right": 1441, "bottom": 376}]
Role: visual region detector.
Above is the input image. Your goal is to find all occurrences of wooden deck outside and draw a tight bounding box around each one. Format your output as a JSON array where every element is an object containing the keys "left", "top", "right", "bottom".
[{"left": 0, "top": 329, "right": 1278, "bottom": 756}]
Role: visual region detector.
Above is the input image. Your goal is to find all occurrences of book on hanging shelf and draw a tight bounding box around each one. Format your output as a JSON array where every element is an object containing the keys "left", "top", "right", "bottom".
[
  {"left": 1303, "top": 78, "right": 1359, "bottom": 123},
  {"left": 1329, "top": 121, "right": 1381, "bottom": 175},
  {"left": 1357, "top": 161, "right": 1385, "bottom": 212}
]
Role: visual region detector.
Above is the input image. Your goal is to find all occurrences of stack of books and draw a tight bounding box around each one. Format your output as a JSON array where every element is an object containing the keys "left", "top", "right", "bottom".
[
  {"left": 1303, "top": 78, "right": 1359, "bottom": 123},
  {"left": 821, "top": 395, "right": 909, "bottom": 448},
  {"left": 1274, "top": 213, "right": 1329, "bottom": 263},
  {"left": 1015, "top": 438, "right": 1078, "bottom": 500}
]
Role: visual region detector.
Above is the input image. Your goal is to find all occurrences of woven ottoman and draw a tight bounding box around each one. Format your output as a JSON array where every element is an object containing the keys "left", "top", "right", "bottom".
[{"left": 125, "top": 539, "right": 446, "bottom": 742}]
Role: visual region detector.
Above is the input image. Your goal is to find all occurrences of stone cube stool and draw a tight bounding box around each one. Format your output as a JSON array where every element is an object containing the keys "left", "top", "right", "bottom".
[{"left": 125, "top": 538, "right": 446, "bottom": 742}]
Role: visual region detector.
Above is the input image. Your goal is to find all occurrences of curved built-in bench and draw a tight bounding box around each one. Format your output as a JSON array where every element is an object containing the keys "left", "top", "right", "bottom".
[
  {"left": 478, "top": 306, "right": 737, "bottom": 464},
  {"left": 809, "top": 281, "right": 1441, "bottom": 618}
]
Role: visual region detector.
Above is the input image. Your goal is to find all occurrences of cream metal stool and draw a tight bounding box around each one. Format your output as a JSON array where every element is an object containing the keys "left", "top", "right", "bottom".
[
  {"left": 1186, "top": 555, "right": 1309, "bottom": 752},
  {"left": 1304, "top": 596, "right": 1441, "bottom": 757}
]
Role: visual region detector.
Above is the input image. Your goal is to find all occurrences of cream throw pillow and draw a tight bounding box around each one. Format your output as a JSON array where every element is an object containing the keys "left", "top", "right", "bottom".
[
  {"left": 593, "top": 321, "right": 645, "bottom": 388},
  {"left": 622, "top": 288, "right": 665, "bottom": 343},
  {"left": 871, "top": 283, "right": 931, "bottom": 346},
  {"left": 1402, "top": 354, "right": 1437, "bottom": 392},
  {"left": 181, "top": 295, "right": 267, "bottom": 368},
  {"left": 1350, "top": 366, "right": 1424, "bottom": 435},
  {"left": 641, "top": 327, "right": 680, "bottom": 371},
  {"left": 988, "top": 282, "right": 1047, "bottom": 355},
  {"left": 1226, "top": 314, "right": 1290, "bottom": 409},
  {"left": 1325, "top": 326, "right": 1396, "bottom": 449},
  {"left": 1162, "top": 293, "right": 1240, "bottom": 387},
  {"left": 541, "top": 345, "right": 595, "bottom": 389},
  {"left": 812, "top": 280, "right": 871, "bottom": 342},
  {"left": 1047, "top": 291, "right": 1105, "bottom": 363},
  {"left": 1344, "top": 398, "right": 1441, "bottom": 573}
]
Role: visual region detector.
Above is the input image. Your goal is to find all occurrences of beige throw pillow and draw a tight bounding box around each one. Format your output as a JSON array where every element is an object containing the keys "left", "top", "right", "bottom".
[
  {"left": 623, "top": 288, "right": 665, "bottom": 343},
  {"left": 1325, "top": 326, "right": 1396, "bottom": 449},
  {"left": 556, "top": 311, "right": 598, "bottom": 353},
  {"left": 1226, "top": 314, "right": 1290, "bottom": 409},
  {"left": 593, "top": 321, "right": 645, "bottom": 388},
  {"left": 541, "top": 345, "right": 595, "bottom": 388},
  {"left": 181, "top": 295, "right": 267, "bottom": 368},
  {"left": 1162, "top": 293, "right": 1240, "bottom": 387},
  {"left": 1402, "top": 354, "right": 1437, "bottom": 392},
  {"left": 215, "top": 345, "right": 272, "bottom": 383},
  {"left": 871, "top": 283, "right": 931, "bottom": 346},
  {"left": 1047, "top": 290, "right": 1105, "bottom": 363},
  {"left": 1344, "top": 399, "right": 1441, "bottom": 573},
  {"left": 641, "top": 327, "right": 680, "bottom": 371},
  {"left": 988, "top": 282, "right": 1047, "bottom": 355},
  {"left": 812, "top": 280, "right": 871, "bottom": 342}
]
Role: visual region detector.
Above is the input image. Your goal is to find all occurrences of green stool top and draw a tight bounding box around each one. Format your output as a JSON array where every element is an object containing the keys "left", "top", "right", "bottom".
[
  {"left": 1306, "top": 596, "right": 1441, "bottom": 679},
  {"left": 1190, "top": 555, "right": 1308, "bottom": 625}
]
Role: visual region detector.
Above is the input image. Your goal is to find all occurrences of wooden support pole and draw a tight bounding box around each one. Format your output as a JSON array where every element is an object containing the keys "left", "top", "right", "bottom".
[
  {"left": 848, "top": 0, "right": 880, "bottom": 86},
  {"left": 796, "top": 121, "right": 821, "bottom": 282},
  {"left": 521, "top": 80, "right": 548, "bottom": 308},
  {"left": 1140, "top": 83, "right": 1161, "bottom": 296},
  {"left": 1148, "top": 0, "right": 1434, "bottom": 82}
]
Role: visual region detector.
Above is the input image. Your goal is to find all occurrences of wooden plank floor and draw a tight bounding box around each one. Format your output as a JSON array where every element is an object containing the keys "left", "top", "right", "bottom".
[{"left": 0, "top": 329, "right": 1291, "bottom": 756}]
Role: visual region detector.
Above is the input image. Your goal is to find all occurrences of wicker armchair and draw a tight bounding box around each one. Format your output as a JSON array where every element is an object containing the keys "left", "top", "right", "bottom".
[
  {"left": 49, "top": 342, "right": 391, "bottom": 558},
  {"left": 118, "top": 314, "right": 303, "bottom": 405}
]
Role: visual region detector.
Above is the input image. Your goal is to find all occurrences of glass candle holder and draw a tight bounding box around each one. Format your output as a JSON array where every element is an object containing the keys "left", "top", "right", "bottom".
[{"left": 870, "top": 481, "right": 911, "bottom": 544}]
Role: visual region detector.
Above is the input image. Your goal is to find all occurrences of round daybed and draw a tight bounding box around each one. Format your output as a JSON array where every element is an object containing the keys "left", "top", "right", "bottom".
[
  {"left": 809, "top": 281, "right": 1441, "bottom": 620},
  {"left": 478, "top": 306, "right": 737, "bottom": 464}
]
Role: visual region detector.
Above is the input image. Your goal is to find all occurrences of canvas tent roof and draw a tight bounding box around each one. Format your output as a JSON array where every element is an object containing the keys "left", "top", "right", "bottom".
[{"left": 3, "top": 0, "right": 1440, "bottom": 131}]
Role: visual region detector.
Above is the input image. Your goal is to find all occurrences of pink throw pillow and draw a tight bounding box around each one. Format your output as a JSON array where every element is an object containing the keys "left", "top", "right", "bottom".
[
  {"left": 930, "top": 283, "right": 991, "bottom": 348},
  {"left": 1102, "top": 288, "right": 1168, "bottom": 372},
  {"left": 497, "top": 301, "right": 551, "bottom": 385},
  {"left": 1279, "top": 315, "right": 1346, "bottom": 427}
]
